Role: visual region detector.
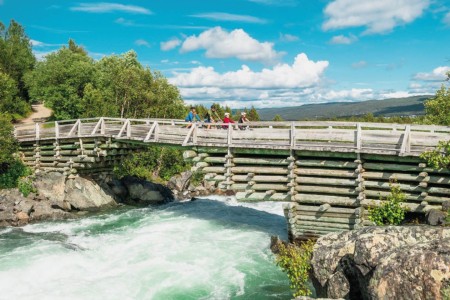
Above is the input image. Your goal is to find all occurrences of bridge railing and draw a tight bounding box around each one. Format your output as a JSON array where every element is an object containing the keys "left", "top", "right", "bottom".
[{"left": 14, "top": 117, "right": 450, "bottom": 156}]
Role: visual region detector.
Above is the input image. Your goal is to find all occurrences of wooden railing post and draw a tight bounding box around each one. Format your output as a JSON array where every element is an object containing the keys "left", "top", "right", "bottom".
[
  {"left": 77, "top": 119, "right": 81, "bottom": 137},
  {"left": 55, "top": 121, "right": 59, "bottom": 139},
  {"left": 35, "top": 122, "right": 40, "bottom": 140},
  {"left": 356, "top": 123, "right": 362, "bottom": 151},
  {"left": 290, "top": 122, "right": 295, "bottom": 148},
  {"left": 227, "top": 124, "right": 232, "bottom": 145},
  {"left": 100, "top": 117, "right": 105, "bottom": 135},
  {"left": 400, "top": 125, "right": 411, "bottom": 155},
  {"left": 126, "top": 119, "right": 131, "bottom": 138}
]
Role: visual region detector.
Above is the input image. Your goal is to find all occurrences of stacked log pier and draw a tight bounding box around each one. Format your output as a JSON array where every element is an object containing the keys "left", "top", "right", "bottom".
[
  {"left": 19, "top": 137, "right": 143, "bottom": 177},
  {"left": 185, "top": 148, "right": 450, "bottom": 241}
]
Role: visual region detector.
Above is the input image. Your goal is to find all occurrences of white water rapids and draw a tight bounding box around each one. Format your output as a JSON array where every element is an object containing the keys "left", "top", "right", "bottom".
[{"left": 0, "top": 196, "right": 293, "bottom": 299}]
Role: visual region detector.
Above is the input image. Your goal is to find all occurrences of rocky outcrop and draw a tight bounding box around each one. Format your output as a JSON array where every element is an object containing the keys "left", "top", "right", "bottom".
[
  {"left": 120, "top": 176, "right": 173, "bottom": 204},
  {"left": 0, "top": 172, "right": 175, "bottom": 227},
  {"left": 167, "top": 171, "right": 218, "bottom": 200},
  {"left": 310, "top": 226, "right": 450, "bottom": 300}
]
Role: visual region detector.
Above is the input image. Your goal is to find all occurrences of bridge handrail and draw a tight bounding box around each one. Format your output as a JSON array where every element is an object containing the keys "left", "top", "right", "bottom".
[{"left": 14, "top": 117, "right": 450, "bottom": 156}]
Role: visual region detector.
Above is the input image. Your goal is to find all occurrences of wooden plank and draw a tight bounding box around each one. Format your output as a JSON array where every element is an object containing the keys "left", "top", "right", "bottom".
[{"left": 296, "top": 159, "right": 357, "bottom": 169}]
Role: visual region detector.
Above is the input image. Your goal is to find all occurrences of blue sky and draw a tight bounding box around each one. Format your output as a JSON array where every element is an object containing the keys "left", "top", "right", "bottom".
[{"left": 1, "top": 0, "right": 449, "bottom": 108}]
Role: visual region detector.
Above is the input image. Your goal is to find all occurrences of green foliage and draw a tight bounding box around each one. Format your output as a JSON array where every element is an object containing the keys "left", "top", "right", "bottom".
[
  {"left": 114, "top": 146, "right": 190, "bottom": 182},
  {"left": 275, "top": 240, "right": 314, "bottom": 297},
  {"left": 190, "top": 171, "right": 204, "bottom": 187},
  {"left": 368, "top": 183, "right": 407, "bottom": 226},
  {"left": 272, "top": 114, "right": 284, "bottom": 122},
  {"left": 0, "top": 20, "right": 35, "bottom": 101},
  {"left": 0, "top": 113, "right": 18, "bottom": 165},
  {"left": 18, "top": 176, "right": 36, "bottom": 196},
  {"left": 424, "top": 85, "right": 450, "bottom": 125},
  {"left": 0, "top": 159, "right": 31, "bottom": 189},
  {"left": 24, "top": 40, "right": 96, "bottom": 120},
  {"left": 420, "top": 140, "right": 450, "bottom": 169}
]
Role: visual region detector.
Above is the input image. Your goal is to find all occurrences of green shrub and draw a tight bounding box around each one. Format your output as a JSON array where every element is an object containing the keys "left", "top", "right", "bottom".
[
  {"left": 114, "top": 146, "right": 191, "bottom": 182},
  {"left": 275, "top": 240, "right": 314, "bottom": 297},
  {"left": 368, "top": 183, "right": 406, "bottom": 226},
  {"left": 18, "top": 176, "right": 36, "bottom": 196},
  {"left": 0, "top": 159, "right": 32, "bottom": 189},
  {"left": 420, "top": 140, "right": 450, "bottom": 169},
  {"left": 190, "top": 171, "right": 204, "bottom": 187}
]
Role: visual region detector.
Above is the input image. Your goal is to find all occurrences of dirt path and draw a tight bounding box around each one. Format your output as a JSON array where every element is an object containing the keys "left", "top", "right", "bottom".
[{"left": 18, "top": 104, "right": 53, "bottom": 129}]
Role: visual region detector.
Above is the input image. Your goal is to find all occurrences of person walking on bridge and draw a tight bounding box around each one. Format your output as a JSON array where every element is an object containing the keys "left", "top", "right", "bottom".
[
  {"left": 205, "top": 105, "right": 221, "bottom": 129},
  {"left": 222, "top": 112, "right": 235, "bottom": 129}
]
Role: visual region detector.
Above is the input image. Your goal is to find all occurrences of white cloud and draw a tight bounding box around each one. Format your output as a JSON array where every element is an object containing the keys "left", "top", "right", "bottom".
[
  {"left": 248, "top": 0, "right": 297, "bottom": 6},
  {"left": 330, "top": 34, "right": 357, "bottom": 44},
  {"left": 280, "top": 33, "right": 299, "bottom": 42},
  {"left": 135, "top": 39, "right": 150, "bottom": 47},
  {"left": 190, "top": 12, "right": 267, "bottom": 24},
  {"left": 351, "top": 60, "right": 367, "bottom": 69},
  {"left": 414, "top": 66, "right": 450, "bottom": 81},
  {"left": 71, "top": 2, "right": 151, "bottom": 14},
  {"left": 170, "top": 53, "right": 328, "bottom": 89},
  {"left": 323, "top": 0, "right": 430, "bottom": 34},
  {"left": 160, "top": 38, "right": 181, "bottom": 51},
  {"left": 180, "top": 26, "right": 283, "bottom": 64},
  {"left": 30, "top": 39, "right": 44, "bottom": 47},
  {"left": 444, "top": 11, "right": 450, "bottom": 25}
]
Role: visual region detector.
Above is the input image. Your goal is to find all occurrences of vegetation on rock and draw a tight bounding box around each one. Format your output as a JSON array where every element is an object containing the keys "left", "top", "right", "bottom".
[{"left": 275, "top": 240, "right": 314, "bottom": 297}]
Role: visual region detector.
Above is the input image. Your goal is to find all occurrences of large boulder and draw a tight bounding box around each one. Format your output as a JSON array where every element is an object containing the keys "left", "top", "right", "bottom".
[
  {"left": 121, "top": 176, "right": 173, "bottom": 204},
  {"left": 34, "top": 172, "right": 71, "bottom": 210},
  {"left": 167, "top": 171, "right": 192, "bottom": 193},
  {"left": 65, "top": 176, "right": 117, "bottom": 211},
  {"left": 310, "top": 226, "right": 450, "bottom": 300}
]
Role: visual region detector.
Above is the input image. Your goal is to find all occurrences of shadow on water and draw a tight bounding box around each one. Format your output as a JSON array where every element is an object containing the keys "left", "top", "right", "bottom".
[{"left": 159, "top": 198, "right": 288, "bottom": 238}]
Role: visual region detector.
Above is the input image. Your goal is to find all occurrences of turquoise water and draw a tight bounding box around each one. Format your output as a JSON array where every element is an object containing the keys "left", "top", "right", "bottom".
[{"left": 0, "top": 196, "right": 292, "bottom": 299}]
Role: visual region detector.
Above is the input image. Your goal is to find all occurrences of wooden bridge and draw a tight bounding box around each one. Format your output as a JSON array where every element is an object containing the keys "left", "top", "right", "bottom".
[{"left": 14, "top": 117, "right": 450, "bottom": 240}]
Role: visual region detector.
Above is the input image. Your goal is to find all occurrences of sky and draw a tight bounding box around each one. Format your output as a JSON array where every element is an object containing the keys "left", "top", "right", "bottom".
[{"left": 1, "top": 0, "right": 449, "bottom": 108}]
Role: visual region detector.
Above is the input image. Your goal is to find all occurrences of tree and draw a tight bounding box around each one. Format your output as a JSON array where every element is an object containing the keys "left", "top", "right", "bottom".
[
  {"left": 424, "top": 85, "right": 450, "bottom": 125},
  {"left": 0, "top": 71, "right": 28, "bottom": 118},
  {"left": 24, "top": 40, "right": 96, "bottom": 120},
  {"left": 0, "top": 113, "right": 18, "bottom": 165},
  {"left": 0, "top": 20, "right": 35, "bottom": 102},
  {"left": 273, "top": 114, "right": 284, "bottom": 122},
  {"left": 247, "top": 106, "right": 260, "bottom": 121}
]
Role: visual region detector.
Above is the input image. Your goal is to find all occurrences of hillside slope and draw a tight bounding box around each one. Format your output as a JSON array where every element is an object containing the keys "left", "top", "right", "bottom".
[{"left": 257, "top": 95, "right": 432, "bottom": 121}]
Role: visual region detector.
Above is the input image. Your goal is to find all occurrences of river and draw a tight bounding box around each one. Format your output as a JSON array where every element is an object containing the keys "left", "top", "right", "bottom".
[{"left": 0, "top": 196, "right": 293, "bottom": 299}]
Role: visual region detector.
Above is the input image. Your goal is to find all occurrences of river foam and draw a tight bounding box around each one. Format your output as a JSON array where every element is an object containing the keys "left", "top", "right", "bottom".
[{"left": 0, "top": 196, "right": 291, "bottom": 299}]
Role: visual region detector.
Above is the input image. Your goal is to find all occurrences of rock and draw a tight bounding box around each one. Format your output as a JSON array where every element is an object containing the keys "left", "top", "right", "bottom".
[
  {"left": 31, "top": 201, "right": 72, "bottom": 221},
  {"left": 121, "top": 176, "right": 173, "bottom": 204},
  {"left": 15, "top": 211, "right": 29, "bottom": 226},
  {"left": 167, "top": 171, "right": 192, "bottom": 192},
  {"left": 310, "top": 226, "right": 450, "bottom": 300},
  {"left": 65, "top": 176, "right": 117, "bottom": 211},
  {"left": 270, "top": 235, "right": 287, "bottom": 255},
  {"left": 368, "top": 238, "right": 450, "bottom": 299},
  {"left": 34, "top": 171, "right": 66, "bottom": 206},
  {"left": 107, "top": 179, "right": 128, "bottom": 200},
  {"left": 442, "top": 200, "right": 450, "bottom": 212},
  {"left": 426, "top": 209, "right": 447, "bottom": 226}
]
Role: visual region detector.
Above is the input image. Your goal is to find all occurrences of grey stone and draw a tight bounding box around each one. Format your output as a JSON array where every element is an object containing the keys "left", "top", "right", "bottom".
[
  {"left": 31, "top": 201, "right": 72, "bottom": 221},
  {"left": 107, "top": 179, "right": 128, "bottom": 200},
  {"left": 167, "top": 171, "right": 192, "bottom": 192},
  {"left": 442, "top": 200, "right": 450, "bottom": 212},
  {"left": 310, "top": 226, "right": 450, "bottom": 300},
  {"left": 121, "top": 176, "right": 173, "bottom": 204},
  {"left": 34, "top": 171, "right": 66, "bottom": 204},
  {"left": 426, "top": 209, "right": 447, "bottom": 226},
  {"left": 65, "top": 176, "right": 117, "bottom": 211}
]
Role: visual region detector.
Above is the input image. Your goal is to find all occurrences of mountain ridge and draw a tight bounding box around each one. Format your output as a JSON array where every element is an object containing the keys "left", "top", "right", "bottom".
[{"left": 257, "top": 95, "right": 432, "bottom": 121}]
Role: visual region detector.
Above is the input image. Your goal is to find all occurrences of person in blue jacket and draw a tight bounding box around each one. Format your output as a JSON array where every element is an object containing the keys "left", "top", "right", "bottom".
[{"left": 185, "top": 106, "right": 201, "bottom": 128}]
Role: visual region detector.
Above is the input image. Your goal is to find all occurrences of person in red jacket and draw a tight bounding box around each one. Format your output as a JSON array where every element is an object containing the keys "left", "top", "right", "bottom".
[{"left": 222, "top": 112, "right": 235, "bottom": 129}]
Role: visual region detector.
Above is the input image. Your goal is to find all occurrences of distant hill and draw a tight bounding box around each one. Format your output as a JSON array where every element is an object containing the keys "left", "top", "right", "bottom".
[{"left": 257, "top": 95, "right": 432, "bottom": 121}]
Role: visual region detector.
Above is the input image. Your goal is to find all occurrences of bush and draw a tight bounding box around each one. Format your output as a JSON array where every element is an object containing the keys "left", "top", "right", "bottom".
[
  {"left": 420, "top": 140, "right": 450, "bottom": 169},
  {"left": 0, "top": 159, "right": 32, "bottom": 189},
  {"left": 368, "top": 183, "right": 406, "bottom": 226},
  {"left": 114, "top": 146, "right": 191, "bottom": 182},
  {"left": 18, "top": 176, "right": 36, "bottom": 196},
  {"left": 275, "top": 240, "right": 314, "bottom": 297}
]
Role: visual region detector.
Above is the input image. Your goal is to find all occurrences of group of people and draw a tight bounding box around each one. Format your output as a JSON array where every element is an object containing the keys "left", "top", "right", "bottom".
[{"left": 185, "top": 105, "right": 250, "bottom": 129}]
